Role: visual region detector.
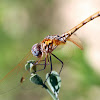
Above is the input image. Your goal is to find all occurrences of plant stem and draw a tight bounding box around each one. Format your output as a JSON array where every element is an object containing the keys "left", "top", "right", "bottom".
[{"left": 43, "top": 84, "right": 58, "bottom": 100}]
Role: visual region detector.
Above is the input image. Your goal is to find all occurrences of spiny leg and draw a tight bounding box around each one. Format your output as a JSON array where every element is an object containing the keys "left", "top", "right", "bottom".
[
  {"left": 44, "top": 53, "right": 63, "bottom": 84},
  {"left": 44, "top": 54, "right": 52, "bottom": 83},
  {"left": 34, "top": 54, "right": 50, "bottom": 72},
  {"left": 49, "top": 54, "right": 53, "bottom": 71},
  {"left": 51, "top": 53, "right": 63, "bottom": 75},
  {"left": 20, "top": 59, "right": 49, "bottom": 83},
  {"left": 35, "top": 57, "right": 47, "bottom": 72}
]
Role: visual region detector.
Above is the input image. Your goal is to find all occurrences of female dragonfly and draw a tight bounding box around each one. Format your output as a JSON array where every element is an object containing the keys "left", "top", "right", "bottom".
[{"left": 0, "top": 11, "right": 100, "bottom": 94}]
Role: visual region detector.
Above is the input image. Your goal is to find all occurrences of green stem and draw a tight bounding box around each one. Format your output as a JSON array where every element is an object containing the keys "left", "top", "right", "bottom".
[{"left": 43, "top": 84, "right": 58, "bottom": 100}]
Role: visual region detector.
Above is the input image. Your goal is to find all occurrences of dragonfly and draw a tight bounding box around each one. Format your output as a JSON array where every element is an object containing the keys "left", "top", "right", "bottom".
[{"left": 0, "top": 11, "right": 100, "bottom": 94}]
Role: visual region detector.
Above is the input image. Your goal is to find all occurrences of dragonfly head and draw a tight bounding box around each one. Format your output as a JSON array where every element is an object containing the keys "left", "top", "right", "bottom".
[{"left": 31, "top": 43, "right": 42, "bottom": 58}]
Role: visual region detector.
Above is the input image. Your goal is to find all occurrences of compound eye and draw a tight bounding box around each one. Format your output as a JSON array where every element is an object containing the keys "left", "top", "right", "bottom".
[
  {"left": 31, "top": 43, "right": 42, "bottom": 58},
  {"left": 32, "top": 50, "right": 39, "bottom": 56}
]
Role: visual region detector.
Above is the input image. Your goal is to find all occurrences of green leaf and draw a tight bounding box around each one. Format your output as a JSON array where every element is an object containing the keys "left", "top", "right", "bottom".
[
  {"left": 46, "top": 71, "right": 61, "bottom": 98},
  {"left": 25, "top": 60, "right": 36, "bottom": 73},
  {"left": 30, "top": 74, "right": 44, "bottom": 86}
]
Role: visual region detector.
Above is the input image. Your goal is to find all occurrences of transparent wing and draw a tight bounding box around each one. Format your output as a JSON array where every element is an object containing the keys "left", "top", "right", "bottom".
[
  {"left": 68, "top": 34, "right": 83, "bottom": 50},
  {"left": 54, "top": 34, "right": 83, "bottom": 71},
  {"left": 0, "top": 50, "right": 41, "bottom": 95}
]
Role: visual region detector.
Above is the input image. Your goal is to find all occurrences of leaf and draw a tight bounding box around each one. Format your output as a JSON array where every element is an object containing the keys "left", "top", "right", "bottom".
[
  {"left": 30, "top": 74, "right": 44, "bottom": 86},
  {"left": 46, "top": 71, "right": 61, "bottom": 98},
  {"left": 25, "top": 60, "right": 36, "bottom": 73}
]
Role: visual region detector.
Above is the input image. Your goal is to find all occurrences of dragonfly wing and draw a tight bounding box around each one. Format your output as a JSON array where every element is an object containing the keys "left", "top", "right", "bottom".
[
  {"left": 67, "top": 34, "right": 83, "bottom": 50},
  {"left": 0, "top": 50, "right": 35, "bottom": 95}
]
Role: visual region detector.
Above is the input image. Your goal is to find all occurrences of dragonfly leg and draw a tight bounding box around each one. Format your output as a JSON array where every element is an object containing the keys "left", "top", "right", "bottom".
[
  {"left": 35, "top": 57, "right": 47, "bottom": 72},
  {"left": 35, "top": 53, "right": 50, "bottom": 72},
  {"left": 44, "top": 54, "right": 52, "bottom": 83},
  {"left": 51, "top": 53, "right": 64, "bottom": 75}
]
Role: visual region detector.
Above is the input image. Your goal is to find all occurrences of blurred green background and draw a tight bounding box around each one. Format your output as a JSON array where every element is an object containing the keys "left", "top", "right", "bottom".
[{"left": 0, "top": 0, "right": 100, "bottom": 100}]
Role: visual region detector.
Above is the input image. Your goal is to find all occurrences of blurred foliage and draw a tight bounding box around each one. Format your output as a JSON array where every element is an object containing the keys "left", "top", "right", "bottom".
[{"left": 0, "top": 0, "right": 100, "bottom": 100}]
